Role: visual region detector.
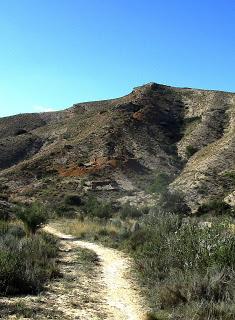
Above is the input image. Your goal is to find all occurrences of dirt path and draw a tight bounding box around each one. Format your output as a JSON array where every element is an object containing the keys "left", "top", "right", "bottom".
[{"left": 44, "top": 225, "right": 148, "bottom": 320}]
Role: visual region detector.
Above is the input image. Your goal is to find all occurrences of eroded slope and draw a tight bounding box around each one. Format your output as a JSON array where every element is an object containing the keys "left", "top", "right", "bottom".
[{"left": 0, "top": 83, "right": 234, "bottom": 210}]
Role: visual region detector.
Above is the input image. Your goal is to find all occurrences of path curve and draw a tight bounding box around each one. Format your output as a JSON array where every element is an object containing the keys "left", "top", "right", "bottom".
[{"left": 44, "top": 225, "right": 148, "bottom": 320}]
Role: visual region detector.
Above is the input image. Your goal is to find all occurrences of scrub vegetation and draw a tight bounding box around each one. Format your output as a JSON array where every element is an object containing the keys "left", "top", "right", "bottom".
[
  {"left": 0, "top": 204, "right": 58, "bottom": 296},
  {"left": 58, "top": 173, "right": 235, "bottom": 320}
]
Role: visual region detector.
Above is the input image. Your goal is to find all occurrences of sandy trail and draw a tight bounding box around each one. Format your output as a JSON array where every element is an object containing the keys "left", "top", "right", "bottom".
[{"left": 44, "top": 225, "right": 148, "bottom": 320}]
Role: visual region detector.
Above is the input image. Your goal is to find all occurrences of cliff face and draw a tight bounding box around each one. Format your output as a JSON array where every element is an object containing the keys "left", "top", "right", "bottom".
[{"left": 0, "top": 83, "right": 234, "bottom": 211}]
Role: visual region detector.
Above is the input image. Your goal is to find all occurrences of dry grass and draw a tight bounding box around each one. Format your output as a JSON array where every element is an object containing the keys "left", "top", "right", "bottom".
[{"left": 56, "top": 218, "right": 120, "bottom": 239}]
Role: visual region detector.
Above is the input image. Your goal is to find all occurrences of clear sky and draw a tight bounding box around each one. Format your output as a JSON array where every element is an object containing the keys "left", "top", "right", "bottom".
[{"left": 0, "top": 0, "right": 234, "bottom": 117}]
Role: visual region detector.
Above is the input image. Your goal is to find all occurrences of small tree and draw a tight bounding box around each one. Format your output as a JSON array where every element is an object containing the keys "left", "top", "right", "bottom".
[{"left": 15, "top": 203, "right": 48, "bottom": 236}]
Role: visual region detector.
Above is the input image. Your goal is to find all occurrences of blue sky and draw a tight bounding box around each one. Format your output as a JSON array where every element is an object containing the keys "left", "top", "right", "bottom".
[{"left": 0, "top": 0, "right": 234, "bottom": 117}]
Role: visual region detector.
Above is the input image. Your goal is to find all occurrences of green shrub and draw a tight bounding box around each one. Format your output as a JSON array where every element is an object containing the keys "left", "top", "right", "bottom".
[
  {"left": 94, "top": 203, "right": 112, "bottom": 219},
  {"left": 197, "top": 199, "right": 233, "bottom": 216},
  {"left": 145, "top": 311, "right": 169, "bottom": 320},
  {"left": 185, "top": 145, "right": 198, "bottom": 158},
  {"left": 158, "top": 190, "right": 191, "bottom": 215},
  {"left": 83, "top": 196, "right": 112, "bottom": 219},
  {"left": 0, "top": 221, "right": 9, "bottom": 235},
  {"left": 141, "top": 206, "right": 150, "bottom": 215},
  {"left": 64, "top": 194, "right": 82, "bottom": 206},
  {"left": 0, "top": 210, "right": 10, "bottom": 221},
  {"left": 0, "top": 223, "right": 58, "bottom": 295},
  {"left": 53, "top": 204, "right": 77, "bottom": 218},
  {"left": 77, "top": 248, "right": 99, "bottom": 268},
  {"left": 223, "top": 170, "right": 235, "bottom": 183},
  {"left": 119, "top": 203, "right": 142, "bottom": 220},
  {"left": 15, "top": 203, "right": 48, "bottom": 236},
  {"left": 148, "top": 173, "right": 172, "bottom": 194}
]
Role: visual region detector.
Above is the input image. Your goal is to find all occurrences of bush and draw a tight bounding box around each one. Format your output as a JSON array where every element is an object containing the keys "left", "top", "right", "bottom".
[
  {"left": 185, "top": 145, "right": 198, "bottom": 158},
  {"left": 0, "top": 223, "right": 58, "bottom": 295},
  {"left": 64, "top": 194, "right": 82, "bottom": 206},
  {"left": 14, "top": 129, "right": 28, "bottom": 136},
  {"left": 52, "top": 203, "right": 77, "bottom": 218},
  {"left": 15, "top": 203, "right": 48, "bottom": 236},
  {"left": 148, "top": 172, "right": 172, "bottom": 194},
  {"left": 83, "top": 196, "right": 112, "bottom": 219},
  {"left": 119, "top": 203, "right": 142, "bottom": 220},
  {"left": 223, "top": 171, "right": 235, "bottom": 185},
  {"left": 197, "top": 199, "right": 233, "bottom": 216},
  {"left": 158, "top": 190, "right": 191, "bottom": 215}
]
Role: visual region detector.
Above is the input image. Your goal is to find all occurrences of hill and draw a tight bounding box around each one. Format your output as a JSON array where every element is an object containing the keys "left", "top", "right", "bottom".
[{"left": 0, "top": 83, "right": 234, "bottom": 212}]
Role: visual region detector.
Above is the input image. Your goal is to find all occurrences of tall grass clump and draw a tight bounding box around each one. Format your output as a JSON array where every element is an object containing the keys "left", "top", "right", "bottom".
[{"left": 58, "top": 218, "right": 121, "bottom": 242}]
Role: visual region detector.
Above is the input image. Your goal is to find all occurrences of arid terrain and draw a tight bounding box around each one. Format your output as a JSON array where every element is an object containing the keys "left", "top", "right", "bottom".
[
  {"left": 0, "top": 83, "right": 235, "bottom": 320},
  {"left": 0, "top": 83, "right": 234, "bottom": 214}
]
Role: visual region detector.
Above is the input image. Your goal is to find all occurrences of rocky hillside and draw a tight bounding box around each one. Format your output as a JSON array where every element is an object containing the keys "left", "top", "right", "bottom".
[{"left": 0, "top": 83, "right": 234, "bottom": 212}]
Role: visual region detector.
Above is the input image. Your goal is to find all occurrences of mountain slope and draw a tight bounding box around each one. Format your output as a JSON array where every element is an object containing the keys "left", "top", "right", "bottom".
[{"left": 0, "top": 83, "right": 234, "bottom": 211}]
